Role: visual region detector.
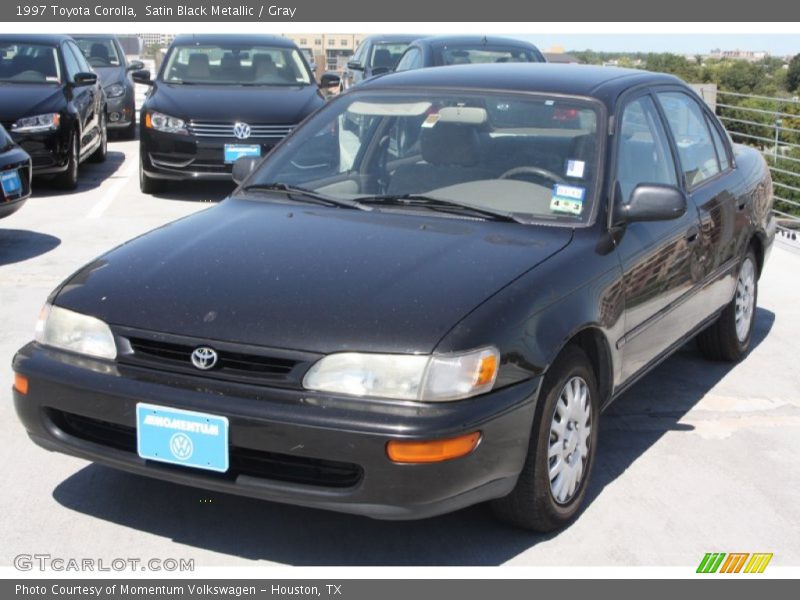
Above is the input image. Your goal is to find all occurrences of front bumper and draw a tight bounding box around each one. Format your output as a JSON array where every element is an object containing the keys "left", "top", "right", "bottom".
[
  {"left": 140, "top": 128, "right": 284, "bottom": 182},
  {"left": 0, "top": 150, "right": 31, "bottom": 218},
  {"left": 10, "top": 128, "right": 70, "bottom": 175},
  {"left": 105, "top": 92, "right": 135, "bottom": 129},
  {"left": 13, "top": 343, "right": 540, "bottom": 520}
]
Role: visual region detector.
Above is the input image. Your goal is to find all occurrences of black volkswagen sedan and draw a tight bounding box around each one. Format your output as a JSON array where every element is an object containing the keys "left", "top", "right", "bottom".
[
  {"left": 394, "top": 35, "right": 545, "bottom": 72},
  {"left": 135, "top": 34, "right": 324, "bottom": 194},
  {"left": 13, "top": 64, "right": 774, "bottom": 531},
  {"left": 73, "top": 34, "right": 143, "bottom": 139},
  {"left": 0, "top": 34, "right": 107, "bottom": 190},
  {"left": 0, "top": 124, "right": 31, "bottom": 219}
]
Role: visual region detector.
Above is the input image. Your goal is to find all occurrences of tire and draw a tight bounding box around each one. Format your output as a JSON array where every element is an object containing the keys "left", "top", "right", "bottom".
[
  {"left": 697, "top": 248, "right": 758, "bottom": 362},
  {"left": 120, "top": 113, "right": 136, "bottom": 140},
  {"left": 139, "top": 153, "right": 165, "bottom": 194},
  {"left": 491, "top": 345, "right": 599, "bottom": 532},
  {"left": 53, "top": 130, "right": 79, "bottom": 190},
  {"left": 89, "top": 112, "right": 108, "bottom": 163}
]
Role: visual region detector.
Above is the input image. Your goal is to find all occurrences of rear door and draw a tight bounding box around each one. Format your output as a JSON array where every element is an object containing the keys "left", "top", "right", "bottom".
[
  {"left": 613, "top": 92, "right": 703, "bottom": 381},
  {"left": 655, "top": 88, "right": 741, "bottom": 313}
]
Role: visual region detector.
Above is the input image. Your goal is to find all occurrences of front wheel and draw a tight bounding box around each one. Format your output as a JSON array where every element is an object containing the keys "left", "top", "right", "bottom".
[
  {"left": 491, "top": 345, "right": 599, "bottom": 531},
  {"left": 53, "top": 130, "right": 79, "bottom": 190},
  {"left": 88, "top": 112, "right": 107, "bottom": 163},
  {"left": 697, "top": 248, "right": 758, "bottom": 361},
  {"left": 139, "top": 154, "right": 165, "bottom": 194}
]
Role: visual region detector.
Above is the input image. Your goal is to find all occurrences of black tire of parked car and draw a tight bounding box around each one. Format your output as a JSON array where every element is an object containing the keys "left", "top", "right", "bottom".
[
  {"left": 491, "top": 344, "right": 599, "bottom": 532},
  {"left": 697, "top": 247, "right": 759, "bottom": 362},
  {"left": 54, "top": 130, "right": 80, "bottom": 190},
  {"left": 88, "top": 113, "right": 108, "bottom": 163},
  {"left": 139, "top": 153, "right": 165, "bottom": 194}
]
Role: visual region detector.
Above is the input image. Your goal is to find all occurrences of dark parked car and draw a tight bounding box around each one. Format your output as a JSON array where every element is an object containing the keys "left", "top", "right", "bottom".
[
  {"left": 0, "top": 124, "right": 31, "bottom": 219},
  {"left": 341, "top": 34, "right": 421, "bottom": 90},
  {"left": 134, "top": 34, "right": 325, "bottom": 194},
  {"left": 0, "top": 34, "right": 107, "bottom": 190},
  {"left": 73, "top": 34, "right": 143, "bottom": 140},
  {"left": 13, "top": 64, "right": 774, "bottom": 531},
  {"left": 394, "top": 35, "right": 545, "bottom": 72}
]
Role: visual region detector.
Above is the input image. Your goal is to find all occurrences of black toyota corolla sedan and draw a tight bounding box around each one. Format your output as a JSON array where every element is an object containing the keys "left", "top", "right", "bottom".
[
  {"left": 135, "top": 34, "right": 325, "bottom": 194},
  {"left": 73, "top": 34, "right": 143, "bottom": 140},
  {"left": 13, "top": 64, "right": 774, "bottom": 531},
  {"left": 0, "top": 34, "right": 107, "bottom": 190},
  {"left": 0, "top": 124, "right": 31, "bottom": 219}
]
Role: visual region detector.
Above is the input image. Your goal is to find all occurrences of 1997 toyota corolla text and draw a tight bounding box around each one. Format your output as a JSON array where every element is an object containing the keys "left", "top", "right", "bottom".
[{"left": 13, "top": 64, "right": 774, "bottom": 531}]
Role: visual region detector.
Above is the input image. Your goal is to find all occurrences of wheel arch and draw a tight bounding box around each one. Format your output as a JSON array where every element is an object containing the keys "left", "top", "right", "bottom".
[{"left": 550, "top": 326, "right": 614, "bottom": 409}]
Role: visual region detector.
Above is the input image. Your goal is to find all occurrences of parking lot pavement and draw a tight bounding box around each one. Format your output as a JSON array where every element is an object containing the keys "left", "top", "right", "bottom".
[{"left": 1, "top": 140, "right": 799, "bottom": 567}]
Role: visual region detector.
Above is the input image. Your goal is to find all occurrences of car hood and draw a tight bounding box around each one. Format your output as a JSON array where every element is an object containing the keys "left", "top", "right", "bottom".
[
  {"left": 94, "top": 66, "right": 126, "bottom": 88},
  {"left": 0, "top": 84, "right": 64, "bottom": 121},
  {"left": 55, "top": 199, "right": 572, "bottom": 354},
  {"left": 146, "top": 82, "right": 324, "bottom": 124}
]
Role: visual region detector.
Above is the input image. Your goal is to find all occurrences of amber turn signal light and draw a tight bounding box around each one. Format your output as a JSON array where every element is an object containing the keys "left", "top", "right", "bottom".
[
  {"left": 13, "top": 373, "right": 29, "bottom": 395},
  {"left": 144, "top": 112, "right": 152, "bottom": 128},
  {"left": 386, "top": 431, "right": 481, "bottom": 463}
]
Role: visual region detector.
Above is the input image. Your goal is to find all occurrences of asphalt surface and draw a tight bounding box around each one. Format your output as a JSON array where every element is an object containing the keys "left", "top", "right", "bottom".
[{"left": 1, "top": 138, "right": 799, "bottom": 567}]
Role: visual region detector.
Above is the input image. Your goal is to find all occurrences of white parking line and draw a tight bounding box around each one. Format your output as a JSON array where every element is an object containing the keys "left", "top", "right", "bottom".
[{"left": 86, "top": 160, "right": 138, "bottom": 219}]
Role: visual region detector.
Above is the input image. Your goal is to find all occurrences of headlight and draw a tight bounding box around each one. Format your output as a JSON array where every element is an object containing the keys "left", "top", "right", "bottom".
[
  {"left": 11, "top": 113, "right": 60, "bottom": 133},
  {"left": 34, "top": 304, "right": 117, "bottom": 360},
  {"left": 105, "top": 83, "right": 125, "bottom": 98},
  {"left": 303, "top": 347, "right": 499, "bottom": 402},
  {"left": 145, "top": 111, "right": 187, "bottom": 134}
]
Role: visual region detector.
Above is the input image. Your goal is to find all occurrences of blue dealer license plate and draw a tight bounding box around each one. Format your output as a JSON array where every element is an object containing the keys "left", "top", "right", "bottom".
[
  {"left": 136, "top": 403, "right": 229, "bottom": 472},
  {"left": 224, "top": 144, "right": 261, "bottom": 163},
  {"left": 1, "top": 170, "right": 22, "bottom": 196}
]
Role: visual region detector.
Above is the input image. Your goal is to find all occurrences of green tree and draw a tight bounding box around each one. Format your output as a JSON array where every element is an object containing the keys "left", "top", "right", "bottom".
[{"left": 788, "top": 54, "right": 800, "bottom": 92}]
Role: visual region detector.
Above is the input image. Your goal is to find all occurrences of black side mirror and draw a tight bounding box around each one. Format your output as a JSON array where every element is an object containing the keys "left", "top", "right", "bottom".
[
  {"left": 232, "top": 156, "right": 261, "bottom": 186},
  {"left": 127, "top": 60, "right": 145, "bottom": 71},
  {"left": 617, "top": 184, "right": 687, "bottom": 224},
  {"left": 320, "top": 72, "right": 341, "bottom": 89},
  {"left": 73, "top": 72, "right": 97, "bottom": 86},
  {"left": 131, "top": 70, "right": 152, "bottom": 85},
  {"left": 346, "top": 61, "right": 363, "bottom": 71}
]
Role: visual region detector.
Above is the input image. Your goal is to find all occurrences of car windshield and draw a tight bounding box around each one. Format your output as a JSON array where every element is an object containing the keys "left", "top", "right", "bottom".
[
  {"left": 162, "top": 44, "right": 312, "bottom": 85},
  {"left": 73, "top": 37, "right": 122, "bottom": 68},
  {"left": 371, "top": 42, "right": 411, "bottom": 70},
  {"left": 246, "top": 90, "right": 601, "bottom": 225},
  {"left": 0, "top": 43, "right": 61, "bottom": 84},
  {"left": 437, "top": 45, "right": 541, "bottom": 65}
]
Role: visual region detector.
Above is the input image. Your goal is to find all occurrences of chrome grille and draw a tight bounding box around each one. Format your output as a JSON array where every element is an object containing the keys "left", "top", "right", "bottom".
[{"left": 188, "top": 121, "right": 294, "bottom": 139}]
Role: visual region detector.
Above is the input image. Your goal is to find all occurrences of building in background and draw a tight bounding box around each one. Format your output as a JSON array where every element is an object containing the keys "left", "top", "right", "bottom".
[
  {"left": 708, "top": 48, "right": 769, "bottom": 62},
  {"left": 137, "top": 33, "right": 177, "bottom": 48},
  {"left": 283, "top": 34, "right": 368, "bottom": 73}
]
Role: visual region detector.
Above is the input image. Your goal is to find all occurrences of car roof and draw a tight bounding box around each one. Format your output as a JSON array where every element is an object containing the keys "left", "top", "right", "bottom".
[
  {"left": 170, "top": 34, "right": 297, "bottom": 48},
  {"left": 71, "top": 34, "right": 120, "bottom": 41},
  {"left": 0, "top": 34, "right": 71, "bottom": 46},
  {"left": 411, "top": 35, "right": 539, "bottom": 49},
  {"left": 363, "top": 34, "right": 423, "bottom": 44},
  {"left": 358, "top": 62, "right": 682, "bottom": 106}
]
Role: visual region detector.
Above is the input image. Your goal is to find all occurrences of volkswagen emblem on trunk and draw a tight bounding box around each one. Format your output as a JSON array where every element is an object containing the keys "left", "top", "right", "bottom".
[
  {"left": 233, "top": 122, "right": 251, "bottom": 140},
  {"left": 191, "top": 346, "right": 218, "bottom": 370}
]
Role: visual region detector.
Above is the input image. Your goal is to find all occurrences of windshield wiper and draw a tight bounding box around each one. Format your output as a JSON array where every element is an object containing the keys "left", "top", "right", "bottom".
[
  {"left": 355, "top": 194, "right": 529, "bottom": 224},
  {"left": 241, "top": 182, "right": 370, "bottom": 211}
]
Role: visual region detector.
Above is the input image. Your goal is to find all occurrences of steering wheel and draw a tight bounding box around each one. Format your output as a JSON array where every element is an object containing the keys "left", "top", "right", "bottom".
[{"left": 499, "top": 166, "right": 564, "bottom": 186}]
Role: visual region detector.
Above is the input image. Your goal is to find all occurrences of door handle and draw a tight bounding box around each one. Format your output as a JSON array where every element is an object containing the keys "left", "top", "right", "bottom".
[{"left": 686, "top": 226, "right": 699, "bottom": 244}]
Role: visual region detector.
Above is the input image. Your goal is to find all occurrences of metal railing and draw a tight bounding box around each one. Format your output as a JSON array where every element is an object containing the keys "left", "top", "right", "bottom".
[{"left": 715, "top": 90, "right": 800, "bottom": 246}]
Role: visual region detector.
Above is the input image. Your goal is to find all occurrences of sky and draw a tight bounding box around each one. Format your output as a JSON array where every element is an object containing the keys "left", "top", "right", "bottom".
[{"left": 516, "top": 34, "right": 800, "bottom": 56}]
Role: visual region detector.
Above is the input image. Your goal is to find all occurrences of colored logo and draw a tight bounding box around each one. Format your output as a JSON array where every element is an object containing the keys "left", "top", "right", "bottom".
[
  {"left": 191, "top": 346, "right": 218, "bottom": 370},
  {"left": 697, "top": 552, "right": 773, "bottom": 573},
  {"left": 169, "top": 432, "right": 194, "bottom": 461}
]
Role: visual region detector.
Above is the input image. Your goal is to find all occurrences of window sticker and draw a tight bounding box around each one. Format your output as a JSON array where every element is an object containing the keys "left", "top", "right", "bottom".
[
  {"left": 550, "top": 184, "right": 586, "bottom": 216},
  {"left": 565, "top": 159, "right": 585, "bottom": 179}
]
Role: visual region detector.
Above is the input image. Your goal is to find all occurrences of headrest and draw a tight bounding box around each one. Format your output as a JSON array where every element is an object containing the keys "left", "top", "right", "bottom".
[
  {"left": 187, "top": 53, "right": 210, "bottom": 78},
  {"left": 373, "top": 49, "right": 393, "bottom": 68},
  {"left": 421, "top": 122, "right": 481, "bottom": 166},
  {"left": 90, "top": 43, "right": 109, "bottom": 61}
]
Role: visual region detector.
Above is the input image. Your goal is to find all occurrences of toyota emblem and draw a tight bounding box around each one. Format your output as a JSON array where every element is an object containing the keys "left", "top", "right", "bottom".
[
  {"left": 233, "top": 122, "right": 251, "bottom": 140},
  {"left": 191, "top": 346, "right": 218, "bottom": 370}
]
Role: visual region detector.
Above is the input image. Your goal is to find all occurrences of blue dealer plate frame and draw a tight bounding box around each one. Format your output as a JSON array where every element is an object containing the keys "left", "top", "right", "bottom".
[
  {"left": 136, "top": 403, "right": 229, "bottom": 472},
  {"left": 1, "top": 170, "right": 22, "bottom": 196},
  {"left": 224, "top": 144, "right": 261, "bottom": 163}
]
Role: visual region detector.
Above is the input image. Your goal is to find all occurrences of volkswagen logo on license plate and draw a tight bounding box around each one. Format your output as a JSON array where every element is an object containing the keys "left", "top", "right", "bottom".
[
  {"left": 191, "top": 346, "right": 218, "bottom": 370},
  {"left": 233, "top": 122, "right": 251, "bottom": 140}
]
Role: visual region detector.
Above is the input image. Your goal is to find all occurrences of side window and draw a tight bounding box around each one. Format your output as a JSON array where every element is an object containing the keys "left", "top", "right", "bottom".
[
  {"left": 616, "top": 95, "right": 678, "bottom": 204},
  {"left": 66, "top": 42, "right": 90, "bottom": 73},
  {"left": 656, "top": 91, "right": 720, "bottom": 188},
  {"left": 395, "top": 48, "right": 421, "bottom": 72},
  {"left": 60, "top": 43, "right": 81, "bottom": 81},
  {"left": 705, "top": 115, "right": 730, "bottom": 171},
  {"left": 351, "top": 42, "right": 367, "bottom": 66}
]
